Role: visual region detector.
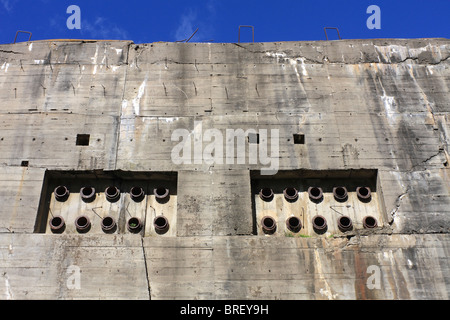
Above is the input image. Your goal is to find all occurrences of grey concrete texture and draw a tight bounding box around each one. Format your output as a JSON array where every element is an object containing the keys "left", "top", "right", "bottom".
[{"left": 0, "top": 38, "right": 449, "bottom": 299}]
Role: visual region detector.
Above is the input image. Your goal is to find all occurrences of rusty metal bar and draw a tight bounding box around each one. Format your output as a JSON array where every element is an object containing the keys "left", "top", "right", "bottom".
[
  {"left": 185, "top": 28, "right": 199, "bottom": 42},
  {"left": 324, "top": 27, "right": 341, "bottom": 40},
  {"left": 14, "top": 30, "right": 32, "bottom": 43},
  {"left": 238, "top": 25, "right": 254, "bottom": 43}
]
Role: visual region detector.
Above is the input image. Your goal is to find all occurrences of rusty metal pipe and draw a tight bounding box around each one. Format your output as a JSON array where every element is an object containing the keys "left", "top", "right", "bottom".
[
  {"left": 105, "top": 186, "right": 120, "bottom": 202},
  {"left": 154, "top": 187, "right": 169, "bottom": 201},
  {"left": 127, "top": 217, "right": 143, "bottom": 233},
  {"left": 308, "top": 186, "right": 323, "bottom": 203},
  {"left": 75, "top": 215, "right": 91, "bottom": 233},
  {"left": 259, "top": 188, "right": 274, "bottom": 201},
  {"left": 80, "top": 186, "right": 96, "bottom": 203},
  {"left": 101, "top": 216, "right": 116, "bottom": 233},
  {"left": 153, "top": 216, "right": 169, "bottom": 234},
  {"left": 130, "top": 186, "right": 144, "bottom": 202},
  {"left": 261, "top": 216, "right": 276, "bottom": 234},
  {"left": 333, "top": 186, "right": 348, "bottom": 202},
  {"left": 286, "top": 216, "right": 302, "bottom": 233},
  {"left": 357, "top": 186, "right": 372, "bottom": 202},
  {"left": 283, "top": 187, "right": 298, "bottom": 201},
  {"left": 312, "top": 215, "right": 327, "bottom": 233},
  {"left": 49, "top": 215, "right": 65, "bottom": 233},
  {"left": 337, "top": 216, "right": 353, "bottom": 232},
  {"left": 54, "top": 185, "right": 69, "bottom": 202},
  {"left": 363, "top": 216, "right": 378, "bottom": 229}
]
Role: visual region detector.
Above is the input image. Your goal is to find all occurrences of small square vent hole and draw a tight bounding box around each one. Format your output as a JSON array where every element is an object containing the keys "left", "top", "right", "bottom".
[
  {"left": 76, "top": 134, "right": 90, "bottom": 146},
  {"left": 293, "top": 134, "right": 305, "bottom": 144}
]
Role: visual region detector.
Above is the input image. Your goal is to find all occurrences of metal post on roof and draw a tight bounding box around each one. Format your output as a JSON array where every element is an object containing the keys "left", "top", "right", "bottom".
[
  {"left": 324, "top": 27, "right": 341, "bottom": 40},
  {"left": 14, "top": 30, "right": 32, "bottom": 43},
  {"left": 238, "top": 25, "right": 254, "bottom": 43}
]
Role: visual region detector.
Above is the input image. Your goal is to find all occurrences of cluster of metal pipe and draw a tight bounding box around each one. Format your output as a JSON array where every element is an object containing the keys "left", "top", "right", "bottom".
[
  {"left": 50, "top": 185, "right": 171, "bottom": 234},
  {"left": 54, "top": 185, "right": 171, "bottom": 203},
  {"left": 261, "top": 214, "right": 378, "bottom": 235},
  {"left": 259, "top": 186, "right": 372, "bottom": 203},
  {"left": 258, "top": 186, "right": 377, "bottom": 235}
]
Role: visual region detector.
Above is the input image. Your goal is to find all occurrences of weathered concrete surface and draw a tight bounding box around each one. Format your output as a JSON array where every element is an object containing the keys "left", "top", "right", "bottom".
[{"left": 0, "top": 38, "right": 449, "bottom": 299}]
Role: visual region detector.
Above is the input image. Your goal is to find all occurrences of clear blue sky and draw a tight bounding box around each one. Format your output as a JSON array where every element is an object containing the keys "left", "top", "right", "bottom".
[{"left": 1, "top": 0, "right": 449, "bottom": 44}]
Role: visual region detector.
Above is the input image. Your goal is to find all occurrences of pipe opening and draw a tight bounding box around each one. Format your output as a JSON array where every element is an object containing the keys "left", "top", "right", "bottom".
[
  {"left": 130, "top": 187, "right": 144, "bottom": 202},
  {"left": 261, "top": 216, "right": 276, "bottom": 234},
  {"left": 49, "top": 216, "right": 65, "bottom": 233},
  {"left": 308, "top": 186, "right": 323, "bottom": 203},
  {"left": 283, "top": 187, "right": 298, "bottom": 201},
  {"left": 338, "top": 216, "right": 353, "bottom": 232},
  {"left": 154, "top": 187, "right": 170, "bottom": 203},
  {"left": 54, "top": 185, "right": 69, "bottom": 202},
  {"left": 75, "top": 215, "right": 91, "bottom": 233},
  {"left": 333, "top": 186, "right": 348, "bottom": 202},
  {"left": 286, "top": 216, "right": 302, "bottom": 233},
  {"left": 357, "top": 186, "right": 372, "bottom": 202},
  {"left": 80, "top": 186, "right": 96, "bottom": 202},
  {"left": 101, "top": 216, "right": 116, "bottom": 233},
  {"left": 259, "top": 188, "right": 274, "bottom": 201},
  {"left": 105, "top": 186, "right": 120, "bottom": 202},
  {"left": 127, "top": 217, "right": 142, "bottom": 233},
  {"left": 154, "top": 216, "right": 169, "bottom": 234},
  {"left": 363, "top": 216, "right": 378, "bottom": 229},
  {"left": 312, "top": 215, "right": 327, "bottom": 233}
]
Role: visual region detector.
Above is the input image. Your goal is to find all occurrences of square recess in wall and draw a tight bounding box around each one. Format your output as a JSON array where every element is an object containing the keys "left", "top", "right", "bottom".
[
  {"left": 293, "top": 134, "right": 305, "bottom": 144},
  {"left": 76, "top": 134, "right": 90, "bottom": 146}
]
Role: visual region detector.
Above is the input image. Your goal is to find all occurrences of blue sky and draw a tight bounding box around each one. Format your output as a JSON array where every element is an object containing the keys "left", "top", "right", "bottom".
[{"left": 0, "top": 0, "right": 449, "bottom": 44}]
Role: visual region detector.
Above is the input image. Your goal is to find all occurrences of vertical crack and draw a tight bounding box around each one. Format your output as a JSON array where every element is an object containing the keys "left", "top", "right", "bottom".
[{"left": 141, "top": 237, "right": 151, "bottom": 299}]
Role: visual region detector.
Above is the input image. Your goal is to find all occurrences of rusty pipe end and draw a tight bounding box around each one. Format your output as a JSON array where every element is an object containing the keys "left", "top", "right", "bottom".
[
  {"left": 80, "top": 186, "right": 96, "bottom": 203},
  {"left": 312, "top": 215, "right": 327, "bottom": 233},
  {"left": 105, "top": 186, "right": 120, "bottom": 202},
  {"left": 333, "top": 186, "right": 348, "bottom": 202},
  {"left": 259, "top": 188, "right": 274, "bottom": 201},
  {"left": 153, "top": 215, "right": 169, "bottom": 234},
  {"left": 283, "top": 187, "right": 298, "bottom": 202},
  {"left": 75, "top": 215, "right": 91, "bottom": 233},
  {"left": 261, "top": 216, "right": 276, "bottom": 234},
  {"left": 154, "top": 187, "right": 170, "bottom": 203},
  {"left": 308, "top": 187, "right": 323, "bottom": 203},
  {"left": 101, "top": 216, "right": 117, "bottom": 233},
  {"left": 54, "top": 185, "right": 69, "bottom": 202},
  {"left": 337, "top": 216, "right": 353, "bottom": 232},
  {"left": 49, "top": 215, "right": 65, "bottom": 233},
  {"left": 357, "top": 186, "right": 372, "bottom": 202},
  {"left": 363, "top": 216, "right": 378, "bottom": 229},
  {"left": 127, "top": 217, "right": 143, "bottom": 233},
  {"left": 130, "top": 186, "right": 145, "bottom": 202},
  {"left": 286, "top": 216, "right": 302, "bottom": 233}
]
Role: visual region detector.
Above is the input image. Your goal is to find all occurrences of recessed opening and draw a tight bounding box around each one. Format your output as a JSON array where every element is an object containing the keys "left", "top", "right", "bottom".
[
  {"left": 154, "top": 216, "right": 167, "bottom": 228},
  {"left": 106, "top": 186, "right": 118, "bottom": 197},
  {"left": 363, "top": 216, "right": 378, "bottom": 229},
  {"left": 286, "top": 216, "right": 301, "bottom": 232},
  {"left": 76, "top": 216, "right": 88, "bottom": 228},
  {"left": 248, "top": 133, "right": 259, "bottom": 144},
  {"left": 102, "top": 216, "right": 114, "bottom": 228},
  {"left": 314, "top": 216, "right": 325, "bottom": 227},
  {"left": 335, "top": 187, "right": 346, "bottom": 197},
  {"left": 261, "top": 216, "right": 276, "bottom": 234},
  {"left": 21, "top": 160, "right": 29, "bottom": 167},
  {"left": 81, "top": 187, "right": 93, "bottom": 196},
  {"left": 76, "top": 134, "right": 90, "bottom": 146},
  {"left": 339, "top": 216, "right": 351, "bottom": 227},
  {"left": 359, "top": 187, "right": 369, "bottom": 197},
  {"left": 293, "top": 134, "right": 305, "bottom": 144}
]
